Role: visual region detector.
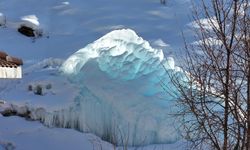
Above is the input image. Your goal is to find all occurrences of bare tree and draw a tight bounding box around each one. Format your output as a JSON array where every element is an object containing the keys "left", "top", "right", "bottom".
[{"left": 166, "top": 0, "right": 250, "bottom": 149}]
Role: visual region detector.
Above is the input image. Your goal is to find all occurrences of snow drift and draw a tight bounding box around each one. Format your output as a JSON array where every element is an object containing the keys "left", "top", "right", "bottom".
[{"left": 43, "top": 29, "right": 183, "bottom": 146}]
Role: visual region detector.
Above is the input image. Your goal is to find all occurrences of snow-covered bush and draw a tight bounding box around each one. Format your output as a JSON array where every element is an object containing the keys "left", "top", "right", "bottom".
[
  {"left": 34, "top": 85, "right": 43, "bottom": 95},
  {"left": 28, "top": 82, "right": 53, "bottom": 95},
  {"left": 46, "top": 83, "right": 52, "bottom": 89},
  {"left": 28, "top": 84, "right": 33, "bottom": 91}
]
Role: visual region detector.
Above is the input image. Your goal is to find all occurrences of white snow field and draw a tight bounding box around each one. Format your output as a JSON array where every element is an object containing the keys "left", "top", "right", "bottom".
[
  {"left": 0, "top": 115, "right": 109, "bottom": 150},
  {"left": 0, "top": 0, "right": 194, "bottom": 149}
]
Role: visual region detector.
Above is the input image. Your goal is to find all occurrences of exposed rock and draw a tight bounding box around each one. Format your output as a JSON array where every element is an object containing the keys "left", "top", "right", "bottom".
[
  {"left": 18, "top": 25, "right": 35, "bottom": 37},
  {"left": 1, "top": 108, "right": 17, "bottom": 117},
  {"left": 0, "top": 104, "right": 32, "bottom": 120}
]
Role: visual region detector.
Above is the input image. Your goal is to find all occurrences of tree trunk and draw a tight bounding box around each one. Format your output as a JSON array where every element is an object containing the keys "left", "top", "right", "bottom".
[
  {"left": 223, "top": 51, "right": 231, "bottom": 150},
  {"left": 246, "top": 40, "right": 250, "bottom": 150}
]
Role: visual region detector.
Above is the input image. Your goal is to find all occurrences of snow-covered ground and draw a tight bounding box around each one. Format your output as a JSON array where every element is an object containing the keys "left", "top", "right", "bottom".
[
  {"left": 0, "top": 0, "right": 194, "bottom": 149},
  {"left": 0, "top": 114, "right": 109, "bottom": 150},
  {"left": 0, "top": 0, "right": 193, "bottom": 62},
  {"left": 0, "top": 115, "right": 186, "bottom": 150}
]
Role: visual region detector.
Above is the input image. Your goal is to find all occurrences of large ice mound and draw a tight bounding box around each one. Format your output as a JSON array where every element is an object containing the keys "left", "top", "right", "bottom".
[
  {"left": 57, "top": 29, "right": 182, "bottom": 146},
  {"left": 61, "top": 29, "right": 165, "bottom": 80}
]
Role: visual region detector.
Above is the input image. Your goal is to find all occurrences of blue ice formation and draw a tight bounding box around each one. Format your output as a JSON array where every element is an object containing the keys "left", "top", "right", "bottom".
[
  {"left": 51, "top": 29, "right": 183, "bottom": 146},
  {"left": 61, "top": 29, "right": 167, "bottom": 80}
]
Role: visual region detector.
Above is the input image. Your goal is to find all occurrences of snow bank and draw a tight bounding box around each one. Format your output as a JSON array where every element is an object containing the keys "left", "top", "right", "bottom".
[
  {"left": 188, "top": 17, "right": 219, "bottom": 30},
  {"left": 20, "top": 15, "right": 40, "bottom": 29},
  {"left": 152, "top": 39, "right": 169, "bottom": 48},
  {"left": 25, "top": 58, "right": 64, "bottom": 73}
]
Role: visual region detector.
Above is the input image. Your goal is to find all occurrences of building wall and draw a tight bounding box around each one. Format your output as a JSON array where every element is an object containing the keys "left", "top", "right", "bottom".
[{"left": 0, "top": 66, "right": 22, "bottom": 78}]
